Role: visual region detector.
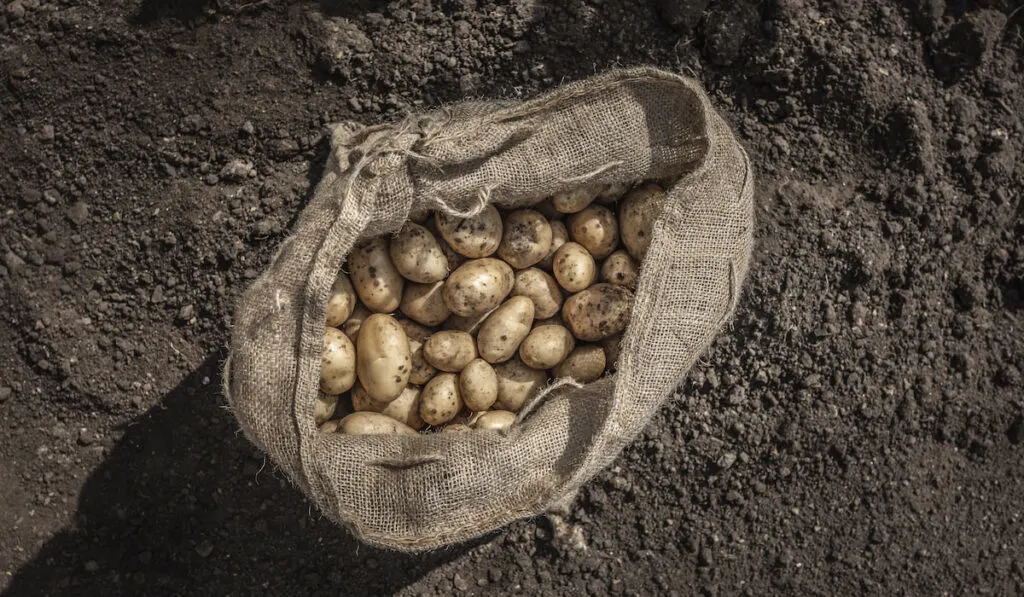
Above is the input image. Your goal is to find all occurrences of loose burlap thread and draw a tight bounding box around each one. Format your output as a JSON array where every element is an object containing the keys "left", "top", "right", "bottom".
[{"left": 226, "top": 67, "right": 754, "bottom": 551}]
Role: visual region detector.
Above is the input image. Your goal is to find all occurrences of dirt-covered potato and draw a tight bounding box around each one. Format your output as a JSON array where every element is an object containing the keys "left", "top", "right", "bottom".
[
  {"left": 338, "top": 412, "right": 418, "bottom": 436},
  {"left": 397, "top": 319, "right": 437, "bottom": 385},
  {"left": 552, "top": 242, "right": 597, "bottom": 293},
  {"left": 400, "top": 280, "right": 451, "bottom": 327},
  {"left": 458, "top": 358, "right": 498, "bottom": 411},
  {"left": 553, "top": 344, "right": 606, "bottom": 383},
  {"left": 356, "top": 313, "right": 412, "bottom": 403},
  {"left": 601, "top": 334, "right": 622, "bottom": 370},
  {"left": 342, "top": 303, "right": 371, "bottom": 342},
  {"left": 600, "top": 249, "right": 639, "bottom": 287},
  {"left": 443, "top": 258, "right": 515, "bottom": 318},
  {"left": 595, "top": 181, "right": 630, "bottom": 205},
  {"left": 474, "top": 410, "right": 516, "bottom": 432},
  {"left": 519, "top": 324, "right": 576, "bottom": 370},
  {"left": 325, "top": 272, "right": 357, "bottom": 327},
  {"left": 477, "top": 296, "right": 535, "bottom": 364},
  {"left": 562, "top": 283, "right": 634, "bottom": 341},
  {"left": 320, "top": 327, "right": 357, "bottom": 395},
  {"left": 442, "top": 308, "right": 495, "bottom": 336},
  {"left": 619, "top": 183, "right": 666, "bottom": 261},
  {"left": 389, "top": 222, "right": 448, "bottom": 284},
  {"left": 569, "top": 205, "right": 619, "bottom": 259},
  {"left": 420, "top": 373, "right": 463, "bottom": 426},
  {"left": 512, "top": 268, "right": 563, "bottom": 320},
  {"left": 494, "top": 356, "right": 548, "bottom": 412},
  {"left": 423, "top": 330, "right": 478, "bottom": 372},
  {"left": 537, "top": 220, "right": 569, "bottom": 271},
  {"left": 435, "top": 204, "right": 503, "bottom": 259},
  {"left": 349, "top": 237, "right": 405, "bottom": 313},
  {"left": 551, "top": 186, "right": 599, "bottom": 213},
  {"left": 497, "top": 209, "right": 553, "bottom": 269},
  {"left": 314, "top": 392, "right": 339, "bottom": 425},
  {"left": 352, "top": 383, "right": 424, "bottom": 430}
]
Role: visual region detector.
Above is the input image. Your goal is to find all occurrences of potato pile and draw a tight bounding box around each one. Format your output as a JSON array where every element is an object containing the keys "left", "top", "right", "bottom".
[{"left": 315, "top": 181, "right": 667, "bottom": 436}]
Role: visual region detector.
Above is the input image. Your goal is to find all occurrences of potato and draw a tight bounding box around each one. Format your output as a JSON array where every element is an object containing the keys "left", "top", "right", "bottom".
[
  {"left": 342, "top": 303, "right": 371, "bottom": 342},
  {"left": 537, "top": 220, "right": 569, "bottom": 271},
  {"left": 388, "top": 222, "right": 448, "bottom": 284},
  {"left": 352, "top": 384, "right": 424, "bottom": 430},
  {"left": 494, "top": 356, "right": 549, "bottom": 411},
  {"left": 349, "top": 237, "right": 405, "bottom": 313},
  {"left": 474, "top": 410, "right": 516, "bottom": 432},
  {"left": 320, "top": 328, "right": 357, "bottom": 395},
  {"left": 350, "top": 381, "right": 377, "bottom": 412},
  {"left": 595, "top": 181, "right": 630, "bottom": 205},
  {"left": 512, "top": 268, "right": 563, "bottom": 320},
  {"left": 497, "top": 210, "right": 552, "bottom": 269},
  {"left": 569, "top": 205, "right": 619, "bottom": 259},
  {"left": 356, "top": 314, "right": 412, "bottom": 403},
  {"left": 319, "top": 419, "right": 341, "bottom": 434},
  {"left": 562, "top": 283, "right": 634, "bottom": 341},
  {"left": 441, "top": 423, "right": 473, "bottom": 433},
  {"left": 533, "top": 198, "right": 562, "bottom": 220},
  {"left": 619, "top": 183, "right": 666, "bottom": 261},
  {"left": 477, "top": 296, "right": 535, "bottom": 364},
  {"left": 420, "top": 373, "right": 463, "bottom": 426},
  {"left": 435, "top": 204, "right": 503, "bottom": 259},
  {"left": 442, "top": 308, "right": 494, "bottom": 336},
  {"left": 601, "top": 334, "right": 622, "bottom": 369},
  {"left": 423, "top": 330, "right": 478, "bottom": 372},
  {"left": 600, "top": 249, "right": 639, "bottom": 287},
  {"left": 533, "top": 313, "right": 565, "bottom": 328},
  {"left": 553, "top": 344, "right": 606, "bottom": 383},
  {"left": 552, "top": 242, "right": 597, "bottom": 293},
  {"left": 400, "top": 280, "right": 451, "bottom": 327},
  {"left": 519, "top": 324, "right": 576, "bottom": 370},
  {"left": 459, "top": 358, "right": 498, "bottom": 411},
  {"left": 314, "top": 392, "right": 339, "bottom": 425},
  {"left": 551, "top": 186, "right": 599, "bottom": 213},
  {"left": 443, "top": 258, "right": 515, "bottom": 318},
  {"left": 398, "top": 319, "right": 437, "bottom": 385},
  {"left": 338, "top": 412, "right": 418, "bottom": 436},
  {"left": 325, "top": 272, "right": 357, "bottom": 327}
]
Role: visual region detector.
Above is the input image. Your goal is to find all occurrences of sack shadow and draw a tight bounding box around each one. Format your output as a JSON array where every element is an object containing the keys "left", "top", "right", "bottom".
[{"left": 3, "top": 351, "right": 473, "bottom": 596}]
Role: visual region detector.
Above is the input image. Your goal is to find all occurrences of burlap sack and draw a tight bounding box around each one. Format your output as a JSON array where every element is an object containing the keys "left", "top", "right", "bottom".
[{"left": 225, "top": 67, "right": 754, "bottom": 551}]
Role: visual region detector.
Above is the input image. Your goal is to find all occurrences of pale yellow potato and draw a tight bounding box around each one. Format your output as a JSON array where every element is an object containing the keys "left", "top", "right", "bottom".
[
  {"left": 494, "top": 356, "right": 549, "bottom": 412},
  {"left": 497, "top": 210, "right": 552, "bottom": 269},
  {"left": 594, "top": 181, "right": 630, "bottom": 205},
  {"left": 519, "top": 324, "right": 576, "bottom": 370},
  {"left": 458, "top": 358, "right": 498, "bottom": 411},
  {"left": 552, "top": 242, "right": 597, "bottom": 293},
  {"left": 423, "top": 330, "right": 478, "bottom": 372},
  {"left": 600, "top": 250, "right": 639, "bottom": 287},
  {"left": 474, "top": 410, "right": 516, "bottom": 432},
  {"left": 442, "top": 308, "right": 495, "bottom": 336},
  {"left": 342, "top": 303, "right": 371, "bottom": 342},
  {"left": 338, "top": 412, "right": 418, "bottom": 436},
  {"left": 551, "top": 185, "right": 599, "bottom": 213},
  {"left": 400, "top": 280, "right": 451, "bottom": 327},
  {"left": 320, "top": 327, "right": 357, "bottom": 395},
  {"left": 349, "top": 237, "right": 405, "bottom": 313},
  {"left": 424, "top": 217, "right": 469, "bottom": 271},
  {"left": 398, "top": 319, "right": 437, "bottom": 385},
  {"left": 325, "top": 272, "right": 357, "bottom": 327},
  {"left": 314, "top": 392, "right": 339, "bottom": 425},
  {"left": 356, "top": 314, "right": 412, "bottom": 403},
  {"left": 512, "top": 268, "right": 563, "bottom": 320},
  {"left": 537, "top": 220, "right": 569, "bottom": 271},
  {"left": 477, "top": 296, "right": 535, "bottom": 364},
  {"left": 352, "top": 384, "right": 424, "bottom": 430},
  {"left": 569, "top": 205, "right": 619, "bottom": 259},
  {"left": 619, "top": 183, "right": 666, "bottom": 261},
  {"left": 435, "top": 204, "right": 503, "bottom": 259},
  {"left": 420, "top": 373, "right": 463, "bottom": 426},
  {"left": 443, "top": 258, "right": 515, "bottom": 318},
  {"left": 562, "top": 283, "right": 633, "bottom": 341},
  {"left": 389, "top": 222, "right": 448, "bottom": 283},
  {"left": 601, "top": 334, "right": 622, "bottom": 370},
  {"left": 319, "top": 419, "right": 342, "bottom": 434},
  {"left": 553, "top": 344, "right": 606, "bottom": 383}
]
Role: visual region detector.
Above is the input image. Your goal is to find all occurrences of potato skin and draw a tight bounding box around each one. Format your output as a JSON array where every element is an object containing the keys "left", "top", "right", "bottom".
[
  {"left": 342, "top": 303, "right": 371, "bottom": 342},
  {"left": 338, "top": 412, "right": 418, "bottom": 436},
  {"left": 537, "top": 220, "right": 569, "bottom": 271},
  {"left": 419, "top": 373, "right": 464, "bottom": 426},
  {"left": 397, "top": 319, "right": 437, "bottom": 385},
  {"left": 349, "top": 237, "right": 405, "bottom": 313},
  {"left": 325, "top": 273, "right": 357, "bottom": 327},
  {"left": 389, "top": 222, "right": 448, "bottom": 284},
  {"left": 477, "top": 296, "right": 535, "bottom": 364},
  {"left": 423, "top": 330, "right": 478, "bottom": 372},
  {"left": 619, "top": 183, "right": 666, "bottom": 261},
  {"left": 519, "top": 324, "right": 576, "bottom": 370},
  {"left": 562, "top": 283, "right": 634, "bottom": 341},
  {"left": 494, "top": 357, "right": 549, "bottom": 412},
  {"left": 352, "top": 383, "right": 424, "bottom": 430},
  {"left": 435, "top": 204, "right": 503, "bottom": 259},
  {"left": 400, "top": 280, "right": 451, "bottom": 327},
  {"left": 443, "top": 258, "right": 515, "bottom": 318},
  {"left": 551, "top": 186, "right": 599, "bottom": 213},
  {"left": 553, "top": 344, "right": 606, "bottom": 383},
  {"left": 497, "top": 210, "right": 553, "bottom": 269},
  {"left": 314, "top": 392, "right": 339, "bottom": 425},
  {"left": 552, "top": 242, "right": 597, "bottom": 293},
  {"left": 458, "top": 358, "right": 498, "bottom": 412},
  {"left": 473, "top": 410, "right": 516, "bottom": 431},
  {"left": 601, "top": 334, "right": 622, "bottom": 370},
  {"left": 442, "top": 309, "right": 495, "bottom": 336},
  {"left": 513, "top": 268, "right": 563, "bottom": 320},
  {"left": 356, "top": 314, "right": 412, "bottom": 403},
  {"left": 600, "top": 250, "right": 639, "bottom": 287},
  {"left": 569, "top": 205, "right": 619, "bottom": 259},
  {"left": 594, "top": 181, "right": 630, "bottom": 205},
  {"left": 320, "top": 327, "right": 357, "bottom": 395}
]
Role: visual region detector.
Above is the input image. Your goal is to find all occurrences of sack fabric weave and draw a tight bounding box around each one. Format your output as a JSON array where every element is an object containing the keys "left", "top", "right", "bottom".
[{"left": 225, "top": 67, "right": 755, "bottom": 551}]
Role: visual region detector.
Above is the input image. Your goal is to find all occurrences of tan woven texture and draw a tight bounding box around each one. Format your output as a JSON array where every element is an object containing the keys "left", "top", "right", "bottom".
[{"left": 226, "top": 67, "right": 754, "bottom": 551}]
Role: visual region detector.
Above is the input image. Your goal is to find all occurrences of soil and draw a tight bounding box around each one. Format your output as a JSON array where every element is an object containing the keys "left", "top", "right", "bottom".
[{"left": 2, "top": 0, "right": 1023, "bottom": 595}]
